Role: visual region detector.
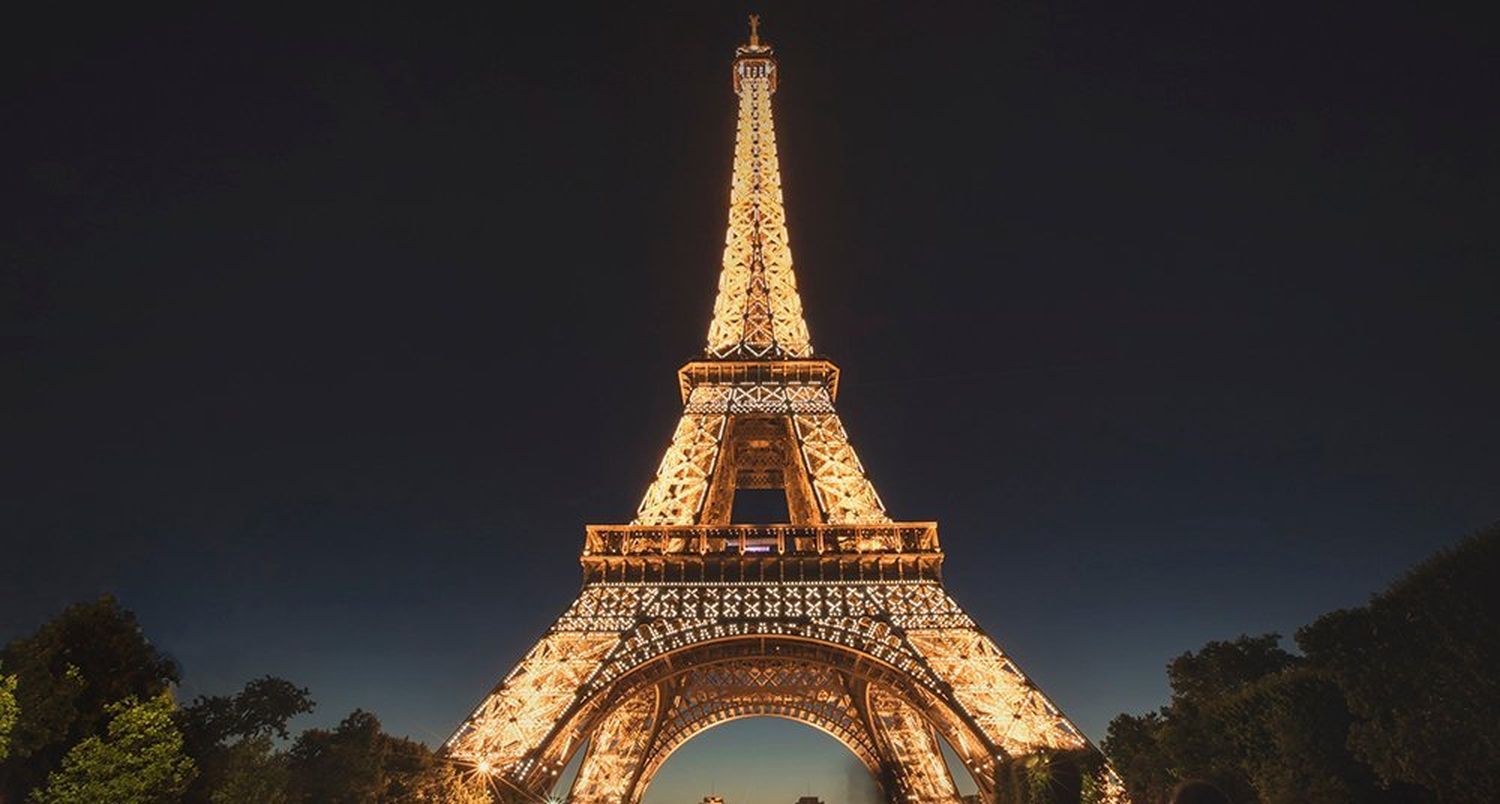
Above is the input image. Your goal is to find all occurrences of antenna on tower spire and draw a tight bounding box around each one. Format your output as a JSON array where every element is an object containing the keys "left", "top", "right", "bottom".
[{"left": 748, "top": 14, "right": 761, "bottom": 47}]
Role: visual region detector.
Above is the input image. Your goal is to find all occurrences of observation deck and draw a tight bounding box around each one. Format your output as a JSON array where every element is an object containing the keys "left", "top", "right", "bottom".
[
  {"left": 676, "top": 359, "right": 841, "bottom": 402},
  {"left": 581, "top": 522, "right": 942, "bottom": 583}
]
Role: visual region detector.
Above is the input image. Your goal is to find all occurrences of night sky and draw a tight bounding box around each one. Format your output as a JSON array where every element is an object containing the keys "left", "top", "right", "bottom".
[{"left": 4, "top": 3, "right": 1497, "bottom": 801}]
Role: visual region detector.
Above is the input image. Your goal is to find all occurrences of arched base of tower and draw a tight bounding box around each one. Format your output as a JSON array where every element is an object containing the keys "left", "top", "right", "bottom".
[
  {"left": 445, "top": 582, "right": 1128, "bottom": 804},
  {"left": 561, "top": 639, "right": 966, "bottom": 804}
]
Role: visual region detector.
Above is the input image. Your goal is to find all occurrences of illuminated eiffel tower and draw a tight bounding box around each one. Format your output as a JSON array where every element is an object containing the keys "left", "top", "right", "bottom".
[{"left": 446, "top": 18, "right": 1127, "bottom": 804}]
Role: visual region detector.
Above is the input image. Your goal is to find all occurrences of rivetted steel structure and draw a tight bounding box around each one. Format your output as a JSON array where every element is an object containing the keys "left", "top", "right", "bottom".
[{"left": 445, "top": 18, "right": 1128, "bottom": 804}]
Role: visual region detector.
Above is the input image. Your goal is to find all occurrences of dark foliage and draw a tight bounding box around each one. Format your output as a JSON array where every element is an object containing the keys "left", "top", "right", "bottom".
[
  {"left": 1101, "top": 712, "right": 1173, "bottom": 802},
  {"left": 1165, "top": 635, "right": 1298, "bottom": 709},
  {"left": 991, "top": 747, "right": 1102, "bottom": 804},
  {"left": 1105, "top": 635, "right": 1290, "bottom": 803},
  {"left": 178, "top": 676, "right": 314, "bottom": 803},
  {"left": 1106, "top": 524, "right": 1500, "bottom": 804},
  {"left": 180, "top": 676, "right": 313, "bottom": 746},
  {"left": 284, "top": 709, "right": 482, "bottom": 803},
  {"left": 1220, "top": 667, "right": 1381, "bottom": 802},
  {"left": 286, "top": 710, "right": 387, "bottom": 803},
  {"left": 1297, "top": 524, "right": 1500, "bottom": 803},
  {"left": 0, "top": 596, "right": 179, "bottom": 801},
  {"left": 1168, "top": 781, "right": 1230, "bottom": 804},
  {"left": 0, "top": 599, "right": 484, "bottom": 803},
  {"left": 1105, "top": 635, "right": 1412, "bottom": 804}
]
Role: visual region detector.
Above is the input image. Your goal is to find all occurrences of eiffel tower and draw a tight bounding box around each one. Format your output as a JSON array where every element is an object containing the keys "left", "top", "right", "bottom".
[{"left": 445, "top": 18, "right": 1128, "bottom": 804}]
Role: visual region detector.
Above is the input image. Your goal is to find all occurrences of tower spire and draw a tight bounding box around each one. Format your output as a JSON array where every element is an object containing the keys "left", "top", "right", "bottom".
[
  {"left": 705, "top": 15, "right": 813, "bottom": 359},
  {"left": 631, "top": 23, "right": 886, "bottom": 528}
]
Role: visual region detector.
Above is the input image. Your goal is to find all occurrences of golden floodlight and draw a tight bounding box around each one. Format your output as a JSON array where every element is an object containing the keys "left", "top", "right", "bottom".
[{"left": 443, "top": 17, "right": 1129, "bottom": 804}]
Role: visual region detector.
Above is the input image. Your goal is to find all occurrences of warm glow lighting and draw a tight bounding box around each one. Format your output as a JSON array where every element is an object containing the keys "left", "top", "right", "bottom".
[{"left": 440, "top": 17, "right": 1130, "bottom": 804}]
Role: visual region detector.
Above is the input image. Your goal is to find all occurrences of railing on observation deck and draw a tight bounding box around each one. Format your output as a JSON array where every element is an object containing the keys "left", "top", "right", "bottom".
[{"left": 583, "top": 522, "right": 940, "bottom": 558}]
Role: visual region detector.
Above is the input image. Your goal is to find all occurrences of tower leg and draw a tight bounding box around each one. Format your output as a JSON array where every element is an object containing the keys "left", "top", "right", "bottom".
[
  {"left": 867, "top": 685, "right": 963, "bottom": 804},
  {"left": 567, "top": 684, "right": 662, "bottom": 804}
]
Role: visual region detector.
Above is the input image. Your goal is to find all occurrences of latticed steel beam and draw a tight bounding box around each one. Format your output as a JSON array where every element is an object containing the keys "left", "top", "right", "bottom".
[
  {"left": 445, "top": 583, "right": 1128, "bottom": 803},
  {"left": 869, "top": 684, "right": 962, "bottom": 803},
  {"left": 705, "top": 34, "right": 811, "bottom": 360},
  {"left": 634, "top": 394, "right": 726, "bottom": 526},
  {"left": 634, "top": 382, "right": 888, "bottom": 526},
  {"left": 567, "top": 685, "right": 660, "bottom": 804},
  {"left": 634, "top": 659, "right": 882, "bottom": 790},
  {"left": 444, "top": 632, "right": 618, "bottom": 778},
  {"left": 631, "top": 22, "right": 886, "bottom": 528},
  {"left": 905, "top": 629, "right": 1088, "bottom": 757},
  {"left": 446, "top": 18, "right": 1131, "bottom": 804}
]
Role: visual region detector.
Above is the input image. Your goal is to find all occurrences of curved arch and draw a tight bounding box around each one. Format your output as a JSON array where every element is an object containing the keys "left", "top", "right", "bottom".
[
  {"left": 646, "top": 711, "right": 876, "bottom": 787},
  {"left": 634, "top": 658, "right": 882, "bottom": 786},
  {"left": 557, "top": 634, "right": 991, "bottom": 804}
]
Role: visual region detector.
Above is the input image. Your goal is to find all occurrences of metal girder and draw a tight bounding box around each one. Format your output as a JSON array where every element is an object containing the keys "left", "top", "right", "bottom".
[
  {"left": 445, "top": 583, "right": 1128, "bottom": 803},
  {"left": 633, "top": 24, "right": 886, "bottom": 528},
  {"left": 869, "top": 684, "right": 962, "bottom": 803},
  {"left": 905, "top": 629, "right": 1088, "bottom": 757},
  {"left": 792, "top": 404, "right": 890, "bottom": 525},
  {"left": 634, "top": 384, "right": 887, "bottom": 527},
  {"left": 634, "top": 397, "right": 726, "bottom": 526},
  {"left": 444, "top": 632, "right": 619, "bottom": 779},
  {"left": 635, "top": 659, "right": 882, "bottom": 791},
  {"left": 568, "top": 685, "right": 660, "bottom": 804},
  {"left": 706, "top": 41, "right": 811, "bottom": 360},
  {"left": 445, "top": 21, "right": 1132, "bottom": 804}
]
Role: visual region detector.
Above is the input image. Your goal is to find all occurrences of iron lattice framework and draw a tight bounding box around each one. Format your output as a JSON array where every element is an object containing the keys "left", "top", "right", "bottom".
[{"left": 446, "top": 19, "right": 1129, "bottom": 804}]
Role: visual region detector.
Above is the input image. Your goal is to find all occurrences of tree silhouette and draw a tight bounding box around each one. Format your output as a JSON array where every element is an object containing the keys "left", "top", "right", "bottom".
[
  {"left": 1298, "top": 524, "right": 1500, "bottom": 803},
  {"left": 1106, "top": 524, "right": 1500, "bottom": 803},
  {"left": 178, "top": 676, "right": 314, "bottom": 804}
]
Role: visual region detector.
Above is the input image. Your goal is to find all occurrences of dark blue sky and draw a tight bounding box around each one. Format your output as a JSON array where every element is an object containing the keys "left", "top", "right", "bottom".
[{"left": 4, "top": 3, "right": 1497, "bottom": 801}]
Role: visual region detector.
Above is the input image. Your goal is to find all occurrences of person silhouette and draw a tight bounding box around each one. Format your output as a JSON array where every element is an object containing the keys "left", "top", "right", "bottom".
[{"left": 1170, "top": 780, "right": 1232, "bottom": 804}]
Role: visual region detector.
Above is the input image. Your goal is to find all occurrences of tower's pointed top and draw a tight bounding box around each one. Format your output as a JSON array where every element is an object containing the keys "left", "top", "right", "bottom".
[
  {"left": 738, "top": 13, "right": 772, "bottom": 57},
  {"left": 710, "top": 15, "right": 810, "bottom": 360}
]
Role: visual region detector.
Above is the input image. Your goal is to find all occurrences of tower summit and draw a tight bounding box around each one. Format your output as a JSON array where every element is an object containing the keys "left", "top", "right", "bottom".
[
  {"left": 706, "top": 13, "right": 808, "bottom": 360},
  {"left": 635, "top": 15, "right": 886, "bottom": 530},
  {"left": 445, "top": 19, "right": 1129, "bottom": 804}
]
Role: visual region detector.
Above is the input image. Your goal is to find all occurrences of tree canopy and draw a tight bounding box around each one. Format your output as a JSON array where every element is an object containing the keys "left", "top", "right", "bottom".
[
  {"left": 30, "top": 691, "right": 196, "bottom": 804},
  {"left": 0, "top": 596, "right": 179, "bottom": 800},
  {"left": 1105, "top": 523, "right": 1500, "bottom": 804},
  {"left": 177, "top": 676, "right": 314, "bottom": 804},
  {"left": 1297, "top": 524, "right": 1500, "bottom": 802},
  {"left": 284, "top": 709, "right": 488, "bottom": 804},
  {"left": 0, "top": 598, "right": 486, "bottom": 803}
]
